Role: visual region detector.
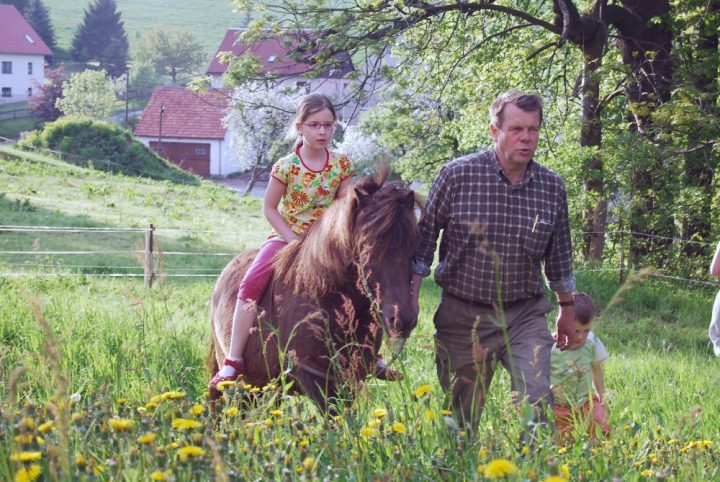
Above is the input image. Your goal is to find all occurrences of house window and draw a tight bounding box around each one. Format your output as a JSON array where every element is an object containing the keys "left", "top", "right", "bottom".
[
  {"left": 1, "top": 87, "right": 11, "bottom": 97},
  {"left": 1, "top": 62, "right": 11, "bottom": 74},
  {"left": 295, "top": 81, "right": 309, "bottom": 93},
  {"left": 195, "top": 148, "right": 207, "bottom": 155},
  {"left": 28, "top": 62, "right": 33, "bottom": 75},
  {"left": 27, "top": 87, "right": 32, "bottom": 96}
]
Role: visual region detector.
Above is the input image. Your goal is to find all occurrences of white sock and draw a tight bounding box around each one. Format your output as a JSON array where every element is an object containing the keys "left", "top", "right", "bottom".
[{"left": 217, "top": 356, "right": 243, "bottom": 377}]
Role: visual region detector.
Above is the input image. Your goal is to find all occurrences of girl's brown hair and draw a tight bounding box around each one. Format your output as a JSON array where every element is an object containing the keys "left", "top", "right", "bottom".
[{"left": 286, "top": 93, "right": 337, "bottom": 151}]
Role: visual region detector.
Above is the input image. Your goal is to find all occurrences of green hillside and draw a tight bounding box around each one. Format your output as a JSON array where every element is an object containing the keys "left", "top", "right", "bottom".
[{"left": 47, "top": 0, "right": 250, "bottom": 58}]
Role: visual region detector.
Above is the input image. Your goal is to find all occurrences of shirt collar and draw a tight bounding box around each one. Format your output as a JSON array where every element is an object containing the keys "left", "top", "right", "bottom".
[{"left": 491, "top": 151, "right": 535, "bottom": 188}]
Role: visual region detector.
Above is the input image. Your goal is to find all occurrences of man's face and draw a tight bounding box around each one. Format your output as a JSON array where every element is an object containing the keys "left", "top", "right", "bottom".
[{"left": 490, "top": 103, "right": 541, "bottom": 169}]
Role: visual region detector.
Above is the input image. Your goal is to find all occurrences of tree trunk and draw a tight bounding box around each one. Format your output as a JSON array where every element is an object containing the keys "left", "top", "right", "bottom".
[{"left": 241, "top": 153, "right": 264, "bottom": 196}]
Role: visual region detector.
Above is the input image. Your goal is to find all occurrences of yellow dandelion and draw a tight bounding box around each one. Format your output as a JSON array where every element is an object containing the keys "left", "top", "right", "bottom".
[
  {"left": 543, "top": 477, "right": 568, "bottom": 482},
  {"left": 149, "top": 395, "right": 163, "bottom": 404},
  {"left": 251, "top": 387, "right": 261, "bottom": 394},
  {"left": 440, "top": 409, "right": 452, "bottom": 416},
  {"left": 35, "top": 436, "right": 44, "bottom": 447},
  {"left": 177, "top": 445, "right": 206, "bottom": 462},
  {"left": 20, "top": 418, "right": 36, "bottom": 431},
  {"left": 264, "top": 419, "right": 273, "bottom": 428},
  {"left": 13, "top": 464, "right": 41, "bottom": 482},
  {"left": 521, "top": 446, "right": 530, "bottom": 456},
  {"left": 270, "top": 409, "right": 283, "bottom": 417},
  {"left": 482, "top": 459, "right": 518, "bottom": 479},
  {"left": 108, "top": 418, "right": 134, "bottom": 431},
  {"left": 118, "top": 398, "right": 127, "bottom": 406},
  {"left": 479, "top": 447, "right": 488, "bottom": 459},
  {"left": 372, "top": 408, "right": 388, "bottom": 418},
  {"left": 162, "top": 391, "right": 185, "bottom": 400},
  {"left": 37, "top": 421, "right": 54, "bottom": 433},
  {"left": 392, "top": 422, "right": 407, "bottom": 434},
  {"left": 224, "top": 407, "right": 239, "bottom": 417},
  {"left": 368, "top": 418, "right": 382, "bottom": 428},
  {"left": 295, "top": 466, "right": 303, "bottom": 475},
  {"left": 14, "top": 434, "right": 33, "bottom": 445},
  {"left": 171, "top": 418, "right": 203, "bottom": 431},
  {"left": 75, "top": 454, "right": 86, "bottom": 467},
  {"left": 557, "top": 446, "right": 567, "bottom": 454},
  {"left": 190, "top": 404, "right": 204, "bottom": 416},
  {"left": 242, "top": 383, "right": 253, "bottom": 390},
  {"left": 703, "top": 440, "right": 713, "bottom": 448},
  {"left": 668, "top": 438, "right": 679, "bottom": 445},
  {"left": 137, "top": 433, "right": 157, "bottom": 445},
  {"left": 145, "top": 402, "right": 158, "bottom": 410},
  {"left": 299, "top": 439, "right": 309, "bottom": 448},
  {"left": 641, "top": 469, "right": 654, "bottom": 477},
  {"left": 93, "top": 464, "right": 104, "bottom": 475},
  {"left": 412, "top": 384, "right": 432, "bottom": 397},
  {"left": 332, "top": 415, "right": 343, "bottom": 423},
  {"left": 263, "top": 383, "right": 278, "bottom": 391},
  {"left": 137, "top": 407, "right": 147, "bottom": 414},
  {"left": 10, "top": 452, "right": 42, "bottom": 463},
  {"left": 150, "top": 470, "right": 169, "bottom": 481},
  {"left": 360, "top": 427, "right": 376, "bottom": 438},
  {"left": 559, "top": 464, "right": 570, "bottom": 478},
  {"left": 302, "top": 457, "right": 316, "bottom": 471}
]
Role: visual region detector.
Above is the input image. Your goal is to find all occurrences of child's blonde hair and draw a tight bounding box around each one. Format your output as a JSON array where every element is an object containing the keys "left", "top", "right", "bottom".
[
  {"left": 573, "top": 291, "right": 597, "bottom": 325},
  {"left": 286, "top": 93, "right": 337, "bottom": 151}
]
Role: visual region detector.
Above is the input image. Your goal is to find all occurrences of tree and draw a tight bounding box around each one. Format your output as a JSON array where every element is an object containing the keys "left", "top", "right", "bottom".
[
  {"left": 0, "top": 0, "right": 29, "bottom": 13},
  {"left": 71, "top": 0, "right": 128, "bottom": 77},
  {"left": 223, "top": 83, "right": 299, "bottom": 195},
  {"left": 23, "top": 0, "right": 55, "bottom": 52},
  {"left": 231, "top": 0, "right": 717, "bottom": 267},
  {"left": 29, "top": 65, "right": 66, "bottom": 122},
  {"left": 56, "top": 70, "right": 117, "bottom": 121},
  {"left": 334, "top": 123, "right": 391, "bottom": 177},
  {"left": 136, "top": 27, "right": 206, "bottom": 84}
]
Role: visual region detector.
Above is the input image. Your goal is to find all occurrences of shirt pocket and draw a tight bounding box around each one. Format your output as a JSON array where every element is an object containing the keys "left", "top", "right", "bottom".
[{"left": 523, "top": 218, "right": 554, "bottom": 259}]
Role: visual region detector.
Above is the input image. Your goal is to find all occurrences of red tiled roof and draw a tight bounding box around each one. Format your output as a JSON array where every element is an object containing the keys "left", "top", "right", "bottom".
[
  {"left": 207, "top": 29, "right": 353, "bottom": 79},
  {"left": 133, "top": 87, "right": 231, "bottom": 140},
  {"left": 0, "top": 4, "right": 52, "bottom": 56}
]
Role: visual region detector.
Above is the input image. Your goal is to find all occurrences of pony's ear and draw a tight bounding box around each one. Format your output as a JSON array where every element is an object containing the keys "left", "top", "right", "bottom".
[{"left": 353, "top": 177, "right": 380, "bottom": 205}]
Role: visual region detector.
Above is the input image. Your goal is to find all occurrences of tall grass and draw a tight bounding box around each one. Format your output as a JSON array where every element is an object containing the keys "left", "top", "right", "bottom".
[{"left": 1, "top": 151, "right": 719, "bottom": 480}]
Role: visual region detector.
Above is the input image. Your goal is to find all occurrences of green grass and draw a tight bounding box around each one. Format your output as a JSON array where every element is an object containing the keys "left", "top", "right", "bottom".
[
  {"left": 0, "top": 150, "right": 718, "bottom": 480},
  {"left": 47, "top": 0, "right": 252, "bottom": 58}
]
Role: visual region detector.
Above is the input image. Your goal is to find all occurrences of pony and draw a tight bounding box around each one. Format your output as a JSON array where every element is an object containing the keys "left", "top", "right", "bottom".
[{"left": 207, "top": 172, "right": 419, "bottom": 411}]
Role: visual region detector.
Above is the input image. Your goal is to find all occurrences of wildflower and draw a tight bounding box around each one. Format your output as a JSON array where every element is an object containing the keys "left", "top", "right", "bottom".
[
  {"left": 557, "top": 447, "right": 567, "bottom": 454},
  {"left": 171, "top": 418, "right": 203, "bottom": 431},
  {"left": 150, "top": 470, "right": 170, "bottom": 481},
  {"left": 373, "top": 408, "right": 388, "bottom": 418},
  {"left": 440, "top": 409, "right": 451, "bottom": 416},
  {"left": 392, "top": 422, "right": 407, "bottom": 434},
  {"left": 368, "top": 418, "right": 382, "bottom": 428},
  {"left": 137, "top": 407, "right": 147, "bottom": 414},
  {"left": 263, "top": 383, "right": 278, "bottom": 391},
  {"left": 137, "top": 433, "right": 157, "bottom": 445},
  {"left": 559, "top": 464, "right": 570, "bottom": 478},
  {"left": 270, "top": 409, "right": 283, "bottom": 417},
  {"left": 641, "top": 469, "right": 654, "bottom": 477},
  {"left": 542, "top": 477, "right": 568, "bottom": 482},
  {"left": 423, "top": 410, "right": 435, "bottom": 421},
  {"left": 10, "top": 452, "right": 42, "bottom": 463},
  {"left": 482, "top": 459, "right": 518, "bottom": 479},
  {"left": 250, "top": 387, "right": 261, "bottom": 394},
  {"left": 93, "top": 464, "right": 104, "bottom": 475},
  {"left": 14, "top": 434, "right": 33, "bottom": 445},
  {"left": 37, "top": 421, "right": 54, "bottom": 433},
  {"left": 177, "top": 445, "right": 205, "bottom": 462},
  {"left": 412, "top": 384, "right": 432, "bottom": 397},
  {"left": 149, "top": 395, "right": 163, "bottom": 404},
  {"left": 145, "top": 402, "right": 158, "bottom": 410},
  {"left": 360, "top": 427, "right": 376, "bottom": 438},
  {"left": 75, "top": 454, "right": 86, "bottom": 467},
  {"left": 13, "top": 464, "right": 41, "bottom": 482},
  {"left": 162, "top": 391, "right": 185, "bottom": 400},
  {"left": 190, "top": 404, "right": 204, "bottom": 416},
  {"left": 521, "top": 446, "right": 530, "bottom": 456},
  {"left": 108, "top": 418, "right": 134, "bottom": 431},
  {"left": 118, "top": 398, "right": 127, "bottom": 406},
  {"left": 479, "top": 447, "right": 488, "bottom": 459},
  {"left": 299, "top": 439, "right": 309, "bottom": 448},
  {"left": 668, "top": 438, "right": 679, "bottom": 445},
  {"left": 302, "top": 457, "right": 316, "bottom": 471},
  {"left": 224, "top": 407, "right": 239, "bottom": 417}
]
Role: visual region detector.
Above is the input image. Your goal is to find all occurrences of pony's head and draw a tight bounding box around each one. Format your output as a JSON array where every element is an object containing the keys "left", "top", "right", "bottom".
[{"left": 275, "top": 171, "right": 420, "bottom": 340}]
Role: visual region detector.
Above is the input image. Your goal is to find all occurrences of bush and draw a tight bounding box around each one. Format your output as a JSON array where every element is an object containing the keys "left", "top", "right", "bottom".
[{"left": 21, "top": 118, "right": 198, "bottom": 184}]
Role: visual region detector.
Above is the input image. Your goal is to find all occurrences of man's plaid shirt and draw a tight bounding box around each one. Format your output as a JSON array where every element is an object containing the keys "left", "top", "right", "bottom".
[{"left": 413, "top": 149, "right": 575, "bottom": 304}]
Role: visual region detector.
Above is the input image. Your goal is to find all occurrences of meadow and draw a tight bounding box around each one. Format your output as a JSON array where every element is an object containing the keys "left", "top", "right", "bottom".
[
  {"left": 47, "top": 0, "right": 248, "bottom": 58},
  {"left": 1, "top": 147, "right": 719, "bottom": 481}
]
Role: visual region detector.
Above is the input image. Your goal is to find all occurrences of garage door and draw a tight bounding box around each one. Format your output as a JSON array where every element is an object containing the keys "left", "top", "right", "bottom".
[{"left": 150, "top": 141, "right": 211, "bottom": 176}]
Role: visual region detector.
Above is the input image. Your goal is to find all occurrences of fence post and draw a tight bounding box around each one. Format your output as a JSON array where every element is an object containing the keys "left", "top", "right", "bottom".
[
  {"left": 144, "top": 224, "right": 155, "bottom": 288},
  {"left": 619, "top": 217, "right": 626, "bottom": 284}
]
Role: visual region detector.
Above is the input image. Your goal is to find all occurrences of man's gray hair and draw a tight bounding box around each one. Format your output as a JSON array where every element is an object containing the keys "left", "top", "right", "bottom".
[{"left": 489, "top": 91, "right": 544, "bottom": 128}]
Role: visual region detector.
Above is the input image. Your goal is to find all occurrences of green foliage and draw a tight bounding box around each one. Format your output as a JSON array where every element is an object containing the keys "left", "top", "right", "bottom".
[
  {"left": 19, "top": 118, "right": 198, "bottom": 183},
  {"left": 55, "top": 69, "right": 117, "bottom": 121},
  {"left": 23, "top": 0, "right": 55, "bottom": 52},
  {"left": 135, "top": 27, "right": 206, "bottom": 84},
  {"left": 71, "top": 0, "right": 129, "bottom": 77}
]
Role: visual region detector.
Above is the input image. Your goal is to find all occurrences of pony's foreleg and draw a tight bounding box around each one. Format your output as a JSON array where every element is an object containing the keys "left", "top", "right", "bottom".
[{"left": 293, "top": 369, "right": 340, "bottom": 416}]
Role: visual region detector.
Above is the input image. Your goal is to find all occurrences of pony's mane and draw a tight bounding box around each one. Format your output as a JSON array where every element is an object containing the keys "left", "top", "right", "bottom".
[{"left": 274, "top": 171, "right": 418, "bottom": 298}]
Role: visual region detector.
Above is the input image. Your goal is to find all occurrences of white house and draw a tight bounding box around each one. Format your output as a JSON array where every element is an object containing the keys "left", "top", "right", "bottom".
[
  {"left": 206, "top": 29, "right": 361, "bottom": 119},
  {"left": 134, "top": 87, "right": 241, "bottom": 177},
  {"left": 0, "top": 4, "right": 52, "bottom": 104}
]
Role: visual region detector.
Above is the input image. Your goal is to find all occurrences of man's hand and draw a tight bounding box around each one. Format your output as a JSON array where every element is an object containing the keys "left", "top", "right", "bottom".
[{"left": 554, "top": 305, "right": 575, "bottom": 350}]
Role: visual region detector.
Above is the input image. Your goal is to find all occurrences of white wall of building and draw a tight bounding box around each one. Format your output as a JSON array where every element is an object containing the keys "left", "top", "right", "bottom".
[
  {"left": 135, "top": 135, "right": 242, "bottom": 177},
  {"left": 0, "top": 53, "right": 45, "bottom": 104}
]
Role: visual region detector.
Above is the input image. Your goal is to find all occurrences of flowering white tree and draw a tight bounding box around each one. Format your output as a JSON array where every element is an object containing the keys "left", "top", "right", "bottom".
[
  {"left": 335, "top": 124, "right": 391, "bottom": 176},
  {"left": 224, "top": 83, "right": 299, "bottom": 195},
  {"left": 56, "top": 70, "right": 118, "bottom": 121}
]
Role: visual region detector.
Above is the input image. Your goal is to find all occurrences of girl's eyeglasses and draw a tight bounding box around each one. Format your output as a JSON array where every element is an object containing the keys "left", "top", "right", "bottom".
[{"left": 303, "top": 122, "right": 336, "bottom": 131}]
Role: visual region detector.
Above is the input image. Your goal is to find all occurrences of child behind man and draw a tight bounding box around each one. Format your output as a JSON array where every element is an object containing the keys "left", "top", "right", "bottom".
[{"left": 550, "top": 292, "right": 610, "bottom": 442}]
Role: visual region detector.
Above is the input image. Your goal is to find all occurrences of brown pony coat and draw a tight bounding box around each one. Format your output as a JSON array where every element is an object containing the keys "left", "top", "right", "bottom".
[{"left": 208, "top": 173, "right": 419, "bottom": 411}]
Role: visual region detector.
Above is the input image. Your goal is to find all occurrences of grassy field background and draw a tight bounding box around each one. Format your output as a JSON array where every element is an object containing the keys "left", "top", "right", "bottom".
[
  {"left": 47, "top": 0, "right": 250, "bottom": 58},
  {"left": 1, "top": 147, "right": 719, "bottom": 480}
]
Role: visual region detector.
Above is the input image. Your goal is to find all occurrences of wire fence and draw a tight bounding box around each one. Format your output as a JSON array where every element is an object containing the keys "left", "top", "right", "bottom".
[{"left": 2, "top": 224, "right": 719, "bottom": 288}]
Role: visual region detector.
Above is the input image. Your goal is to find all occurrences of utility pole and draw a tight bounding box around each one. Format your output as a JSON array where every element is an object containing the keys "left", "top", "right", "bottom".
[
  {"left": 157, "top": 102, "right": 166, "bottom": 154},
  {"left": 124, "top": 64, "right": 130, "bottom": 128}
]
